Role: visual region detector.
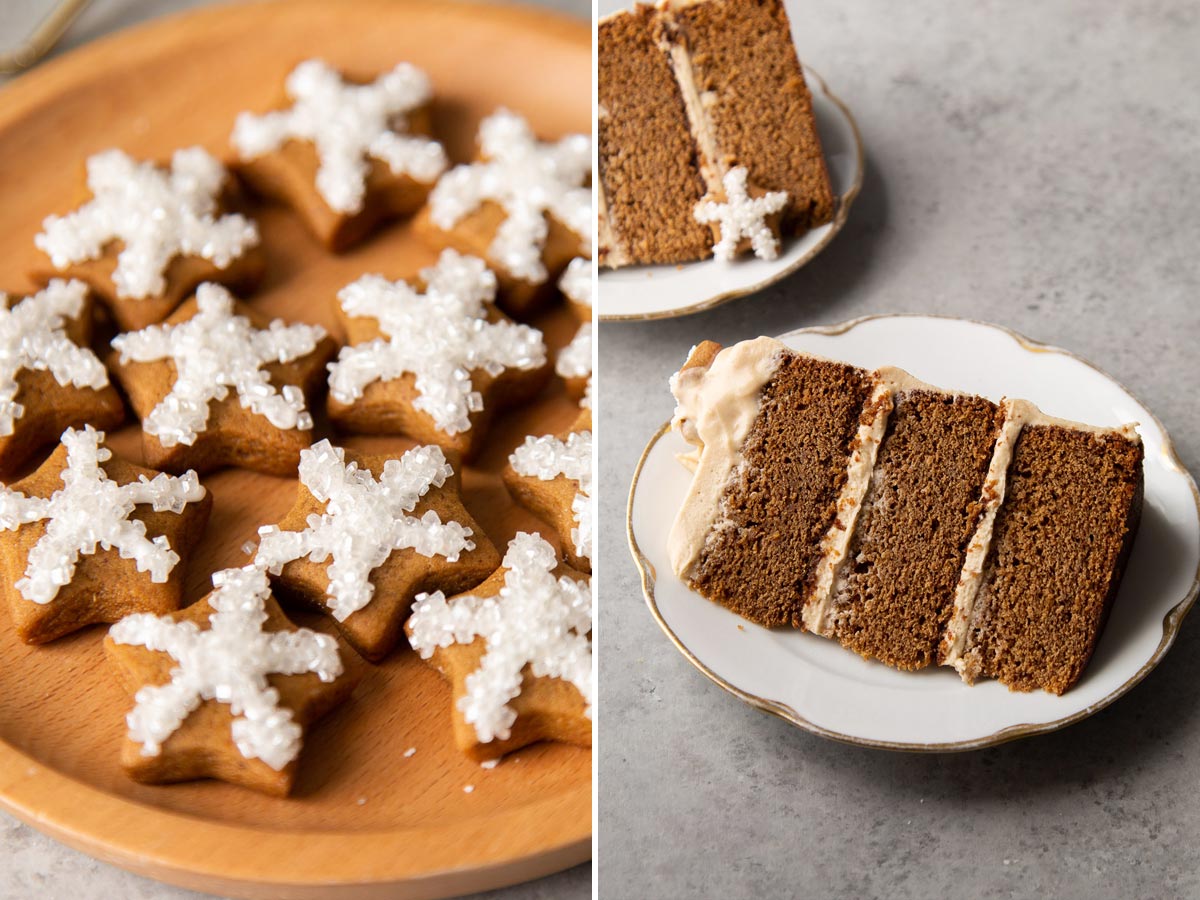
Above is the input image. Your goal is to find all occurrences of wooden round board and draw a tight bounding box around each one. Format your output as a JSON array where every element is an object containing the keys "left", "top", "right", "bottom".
[{"left": 0, "top": 1, "right": 591, "bottom": 898}]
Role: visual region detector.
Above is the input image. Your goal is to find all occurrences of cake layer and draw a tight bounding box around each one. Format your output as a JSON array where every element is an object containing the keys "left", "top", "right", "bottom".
[
  {"left": 943, "top": 402, "right": 1144, "bottom": 694},
  {"left": 670, "top": 339, "right": 876, "bottom": 628},
  {"left": 598, "top": 7, "right": 713, "bottom": 266},
  {"left": 662, "top": 0, "right": 835, "bottom": 234},
  {"left": 829, "top": 378, "right": 1001, "bottom": 670}
]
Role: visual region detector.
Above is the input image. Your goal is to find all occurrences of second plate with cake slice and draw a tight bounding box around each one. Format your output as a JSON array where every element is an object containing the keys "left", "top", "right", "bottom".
[{"left": 628, "top": 315, "right": 1200, "bottom": 750}]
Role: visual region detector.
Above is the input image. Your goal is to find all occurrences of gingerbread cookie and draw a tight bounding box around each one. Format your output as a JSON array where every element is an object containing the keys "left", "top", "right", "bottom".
[
  {"left": 0, "top": 279, "right": 124, "bottom": 478},
  {"left": 231, "top": 59, "right": 448, "bottom": 251},
  {"left": 504, "top": 426, "right": 592, "bottom": 573},
  {"left": 406, "top": 532, "right": 592, "bottom": 761},
  {"left": 252, "top": 439, "right": 499, "bottom": 661},
  {"left": 559, "top": 256, "right": 592, "bottom": 323},
  {"left": 0, "top": 426, "right": 210, "bottom": 644},
  {"left": 111, "top": 282, "right": 336, "bottom": 476},
  {"left": 555, "top": 323, "right": 592, "bottom": 412},
  {"left": 34, "top": 148, "right": 264, "bottom": 331},
  {"left": 326, "top": 250, "right": 549, "bottom": 459},
  {"left": 415, "top": 109, "right": 591, "bottom": 316},
  {"left": 105, "top": 564, "right": 358, "bottom": 796}
]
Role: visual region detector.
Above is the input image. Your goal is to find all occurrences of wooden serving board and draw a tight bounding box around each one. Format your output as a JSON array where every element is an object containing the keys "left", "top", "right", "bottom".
[{"left": 0, "top": 1, "right": 591, "bottom": 897}]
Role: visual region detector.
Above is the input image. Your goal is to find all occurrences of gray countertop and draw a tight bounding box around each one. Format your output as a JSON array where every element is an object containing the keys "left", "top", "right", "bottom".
[
  {"left": 0, "top": 2, "right": 589, "bottom": 899},
  {"left": 598, "top": 0, "right": 1200, "bottom": 898}
]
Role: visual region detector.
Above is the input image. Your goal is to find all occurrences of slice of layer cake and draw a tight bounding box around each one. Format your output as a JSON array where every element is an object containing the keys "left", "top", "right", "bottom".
[
  {"left": 940, "top": 401, "right": 1144, "bottom": 694},
  {"left": 599, "top": 0, "right": 834, "bottom": 267},
  {"left": 667, "top": 339, "right": 1144, "bottom": 695}
]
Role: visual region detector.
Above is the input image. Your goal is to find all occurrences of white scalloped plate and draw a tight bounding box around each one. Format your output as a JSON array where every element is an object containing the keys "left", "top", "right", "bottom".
[
  {"left": 597, "top": 66, "right": 864, "bottom": 322},
  {"left": 628, "top": 315, "right": 1200, "bottom": 750}
]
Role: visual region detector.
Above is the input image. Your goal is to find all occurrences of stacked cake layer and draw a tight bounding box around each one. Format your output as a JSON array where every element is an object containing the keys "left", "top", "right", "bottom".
[{"left": 669, "top": 338, "right": 1144, "bottom": 695}]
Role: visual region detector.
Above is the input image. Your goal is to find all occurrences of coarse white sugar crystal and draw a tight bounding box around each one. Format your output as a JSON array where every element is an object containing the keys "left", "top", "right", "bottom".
[
  {"left": 558, "top": 257, "right": 592, "bottom": 308},
  {"left": 109, "top": 564, "right": 343, "bottom": 770},
  {"left": 35, "top": 148, "right": 259, "bottom": 300},
  {"left": 327, "top": 249, "right": 545, "bottom": 435},
  {"left": 231, "top": 59, "right": 447, "bottom": 215},
  {"left": 480, "top": 758, "right": 499, "bottom": 770},
  {"left": 555, "top": 323, "right": 592, "bottom": 411},
  {"left": 693, "top": 166, "right": 789, "bottom": 262},
  {"left": 408, "top": 532, "right": 592, "bottom": 744},
  {"left": 404, "top": 747, "right": 416, "bottom": 758},
  {"left": 463, "top": 785, "right": 475, "bottom": 794},
  {"left": 0, "top": 425, "right": 205, "bottom": 604},
  {"left": 428, "top": 109, "right": 591, "bottom": 284},
  {"left": 0, "top": 279, "right": 109, "bottom": 437},
  {"left": 111, "top": 282, "right": 326, "bottom": 447},
  {"left": 510, "top": 431, "right": 592, "bottom": 565},
  {"left": 254, "top": 439, "right": 475, "bottom": 621}
]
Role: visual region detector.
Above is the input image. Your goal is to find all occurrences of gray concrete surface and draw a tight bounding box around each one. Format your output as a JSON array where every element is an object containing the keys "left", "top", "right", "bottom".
[
  {"left": 0, "top": 3, "right": 590, "bottom": 899},
  {"left": 598, "top": 0, "right": 1200, "bottom": 898}
]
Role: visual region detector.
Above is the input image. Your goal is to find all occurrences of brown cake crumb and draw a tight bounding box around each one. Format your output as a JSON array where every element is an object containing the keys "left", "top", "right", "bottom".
[{"left": 960, "top": 425, "right": 1144, "bottom": 694}]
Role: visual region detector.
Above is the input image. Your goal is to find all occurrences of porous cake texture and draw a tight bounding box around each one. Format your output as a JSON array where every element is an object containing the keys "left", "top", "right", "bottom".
[
  {"left": 599, "top": 0, "right": 834, "bottom": 267},
  {"left": 669, "top": 339, "right": 1144, "bottom": 695}
]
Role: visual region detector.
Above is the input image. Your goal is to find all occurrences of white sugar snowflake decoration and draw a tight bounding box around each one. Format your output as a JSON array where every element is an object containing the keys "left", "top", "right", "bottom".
[
  {"left": 408, "top": 532, "right": 592, "bottom": 743},
  {"left": 510, "top": 431, "right": 592, "bottom": 565},
  {"left": 231, "top": 59, "right": 447, "bottom": 215},
  {"left": 555, "top": 324, "right": 592, "bottom": 411},
  {"left": 0, "top": 279, "right": 109, "bottom": 436},
  {"left": 109, "top": 565, "right": 343, "bottom": 770},
  {"left": 693, "top": 166, "right": 789, "bottom": 262},
  {"left": 0, "top": 426, "right": 206, "bottom": 604},
  {"left": 35, "top": 148, "right": 259, "bottom": 300},
  {"left": 111, "top": 282, "right": 327, "bottom": 447},
  {"left": 254, "top": 439, "right": 476, "bottom": 622},
  {"left": 428, "top": 109, "right": 591, "bottom": 283},
  {"left": 558, "top": 257, "right": 592, "bottom": 309},
  {"left": 327, "top": 250, "right": 545, "bottom": 435}
]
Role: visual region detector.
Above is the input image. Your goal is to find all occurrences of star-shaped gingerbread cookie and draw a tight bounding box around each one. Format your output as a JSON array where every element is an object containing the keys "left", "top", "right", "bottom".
[
  {"left": 231, "top": 59, "right": 448, "bottom": 251},
  {"left": 105, "top": 565, "right": 359, "bottom": 796},
  {"left": 252, "top": 439, "right": 500, "bottom": 661},
  {"left": 325, "top": 250, "right": 549, "bottom": 460},
  {"left": 406, "top": 532, "right": 592, "bottom": 761},
  {"left": 0, "top": 279, "right": 124, "bottom": 479},
  {"left": 0, "top": 426, "right": 211, "bottom": 644},
  {"left": 504, "top": 424, "right": 592, "bottom": 573},
  {"left": 34, "top": 147, "right": 264, "bottom": 331},
  {"left": 415, "top": 109, "right": 591, "bottom": 317},
  {"left": 110, "top": 282, "right": 337, "bottom": 476}
]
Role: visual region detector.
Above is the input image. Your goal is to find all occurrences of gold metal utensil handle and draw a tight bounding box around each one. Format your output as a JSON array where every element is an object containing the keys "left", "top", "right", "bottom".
[{"left": 0, "top": 0, "right": 92, "bottom": 74}]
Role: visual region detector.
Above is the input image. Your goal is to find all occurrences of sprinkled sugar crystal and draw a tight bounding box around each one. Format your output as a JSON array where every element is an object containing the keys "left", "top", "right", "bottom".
[
  {"left": 693, "top": 166, "right": 789, "bottom": 262},
  {"left": 35, "top": 148, "right": 259, "bottom": 300},
  {"left": 254, "top": 439, "right": 475, "bottom": 621},
  {"left": 510, "top": 431, "right": 592, "bottom": 565},
  {"left": 231, "top": 59, "right": 447, "bottom": 215},
  {"left": 428, "top": 109, "right": 592, "bottom": 284},
  {"left": 109, "top": 565, "right": 343, "bottom": 770},
  {"left": 0, "top": 425, "right": 205, "bottom": 604},
  {"left": 555, "top": 324, "right": 592, "bottom": 411},
  {"left": 558, "top": 257, "right": 592, "bottom": 308},
  {"left": 327, "top": 249, "right": 546, "bottom": 435},
  {"left": 111, "top": 282, "right": 326, "bottom": 447},
  {"left": 408, "top": 532, "right": 593, "bottom": 743},
  {"left": 0, "top": 279, "right": 109, "bottom": 437}
]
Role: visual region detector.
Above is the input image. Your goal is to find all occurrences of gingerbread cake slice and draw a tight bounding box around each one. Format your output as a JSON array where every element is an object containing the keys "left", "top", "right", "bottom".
[
  {"left": 939, "top": 401, "right": 1144, "bottom": 695},
  {"left": 669, "top": 338, "right": 878, "bottom": 627},
  {"left": 822, "top": 373, "right": 1001, "bottom": 670},
  {"left": 667, "top": 338, "right": 1144, "bottom": 695}
]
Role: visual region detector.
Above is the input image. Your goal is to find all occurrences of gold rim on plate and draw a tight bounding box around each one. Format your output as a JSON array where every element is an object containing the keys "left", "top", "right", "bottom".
[
  {"left": 598, "top": 67, "right": 866, "bottom": 323},
  {"left": 626, "top": 314, "right": 1200, "bottom": 752}
]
